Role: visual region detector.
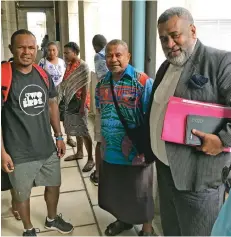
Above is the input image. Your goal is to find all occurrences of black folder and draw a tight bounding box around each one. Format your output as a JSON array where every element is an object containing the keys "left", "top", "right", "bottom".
[{"left": 185, "top": 115, "right": 225, "bottom": 145}]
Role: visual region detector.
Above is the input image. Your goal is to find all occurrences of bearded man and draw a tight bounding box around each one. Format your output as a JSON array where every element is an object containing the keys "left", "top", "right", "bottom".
[{"left": 146, "top": 7, "right": 231, "bottom": 236}]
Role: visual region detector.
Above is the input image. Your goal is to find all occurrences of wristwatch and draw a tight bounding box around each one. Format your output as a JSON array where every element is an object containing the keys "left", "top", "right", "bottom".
[{"left": 54, "top": 133, "right": 64, "bottom": 141}]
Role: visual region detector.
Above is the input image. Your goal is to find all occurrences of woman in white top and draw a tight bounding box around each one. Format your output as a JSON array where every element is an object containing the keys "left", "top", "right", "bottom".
[
  {"left": 39, "top": 41, "right": 77, "bottom": 147},
  {"left": 39, "top": 41, "right": 66, "bottom": 87}
]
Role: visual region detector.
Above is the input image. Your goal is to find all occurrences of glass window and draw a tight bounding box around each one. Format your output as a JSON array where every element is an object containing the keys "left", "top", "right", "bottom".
[
  {"left": 156, "top": 0, "right": 231, "bottom": 70},
  {"left": 27, "top": 12, "right": 47, "bottom": 50}
]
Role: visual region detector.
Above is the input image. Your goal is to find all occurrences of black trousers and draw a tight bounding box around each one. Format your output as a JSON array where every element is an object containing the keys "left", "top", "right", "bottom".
[{"left": 156, "top": 160, "right": 225, "bottom": 236}]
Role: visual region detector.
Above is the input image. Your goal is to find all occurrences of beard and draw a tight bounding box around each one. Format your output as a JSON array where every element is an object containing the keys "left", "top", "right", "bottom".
[{"left": 164, "top": 45, "right": 194, "bottom": 67}]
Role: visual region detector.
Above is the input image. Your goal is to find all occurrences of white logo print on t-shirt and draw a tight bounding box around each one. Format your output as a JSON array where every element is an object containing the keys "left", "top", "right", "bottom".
[{"left": 19, "top": 84, "right": 47, "bottom": 116}]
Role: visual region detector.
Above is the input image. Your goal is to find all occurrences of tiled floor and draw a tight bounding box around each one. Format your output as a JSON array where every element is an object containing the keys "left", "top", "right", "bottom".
[{"left": 1, "top": 116, "right": 162, "bottom": 236}]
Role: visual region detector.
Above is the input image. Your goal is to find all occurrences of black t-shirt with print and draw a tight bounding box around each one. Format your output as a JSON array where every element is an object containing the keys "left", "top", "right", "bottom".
[{"left": 2, "top": 65, "right": 57, "bottom": 164}]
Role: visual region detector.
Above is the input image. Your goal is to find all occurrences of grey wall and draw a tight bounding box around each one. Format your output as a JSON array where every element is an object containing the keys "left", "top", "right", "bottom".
[{"left": 1, "top": 1, "right": 17, "bottom": 60}]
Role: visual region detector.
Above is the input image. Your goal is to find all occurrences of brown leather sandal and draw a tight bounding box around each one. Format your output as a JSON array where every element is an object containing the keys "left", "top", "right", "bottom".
[
  {"left": 64, "top": 152, "right": 84, "bottom": 161},
  {"left": 139, "top": 227, "right": 157, "bottom": 236},
  {"left": 66, "top": 138, "right": 77, "bottom": 147},
  {"left": 82, "top": 160, "right": 95, "bottom": 172}
]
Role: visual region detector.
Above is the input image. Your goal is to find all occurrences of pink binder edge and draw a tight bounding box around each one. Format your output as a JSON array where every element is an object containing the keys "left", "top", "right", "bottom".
[{"left": 162, "top": 96, "right": 231, "bottom": 153}]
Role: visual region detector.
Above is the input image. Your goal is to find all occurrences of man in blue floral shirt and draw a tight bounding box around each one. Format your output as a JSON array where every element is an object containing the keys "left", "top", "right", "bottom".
[{"left": 96, "top": 39, "right": 155, "bottom": 236}]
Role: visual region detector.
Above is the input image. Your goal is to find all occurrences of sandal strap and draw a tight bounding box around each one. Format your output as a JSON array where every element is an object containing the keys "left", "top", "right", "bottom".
[
  {"left": 90, "top": 170, "right": 97, "bottom": 178},
  {"left": 139, "top": 228, "right": 156, "bottom": 236},
  {"left": 83, "top": 161, "right": 95, "bottom": 172}
]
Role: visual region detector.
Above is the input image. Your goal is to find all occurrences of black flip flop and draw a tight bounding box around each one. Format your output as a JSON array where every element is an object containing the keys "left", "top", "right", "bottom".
[
  {"left": 82, "top": 160, "right": 95, "bottom": 172},
  {"left": 105, "top": 220, "right": 133, "bottom": 236}
]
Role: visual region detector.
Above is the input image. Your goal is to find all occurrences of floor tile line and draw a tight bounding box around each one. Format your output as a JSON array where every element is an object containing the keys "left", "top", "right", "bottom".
[
  {"left": 60, "top": 165, "right": 78, "bottom": 169},
  {"left": 60, "top": 166, "right": 79, "bottom": 170},
  {"left": 30, "top": 189, "right": 86, "bottom": 198},
  {"left": 1, "top": 214, "right": 13, "bottom": 219},
  {"left": 75, "top": 159, "right": 102, "bottom": 236}
]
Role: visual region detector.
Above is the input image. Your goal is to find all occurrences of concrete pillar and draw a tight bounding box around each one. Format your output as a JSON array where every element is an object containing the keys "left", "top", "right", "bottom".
[
  {"left": 149, "top": 1, "right": 161, "bottom": 222},
  {"left": 144, "top": 0, "right": 161, "bottom": 221},
  {"left": 1, "top": 1, "right": 10, "bottom": 59},
  {"left": 8, "top": 1, "right": 17, "bottom": 32},
  {"left": 79, "top": 0, "right": 100, "bottom": 114},
  {"left": 17, "top": 9, "right": 27, "bottom": 29},
  {"left": 1, "top": 1, "right": 17, "bottom": 60},
  {"left": 145, "top": 0, "right": 158, "bottom": 79},
  {"left": 122, "top": 1, "right": 132, "bottom": 53},
  {"left": 68, "top": 1, "right": 80, "bottom": 44},
  {"left": 1, "top": 24, "right": 5, "bottom": 61},
  {"left": 45, "top": 8, "right": 56, "bottom": 42},
  {"left": 54, "top": 1, "right": 60, "bottom": 41},
  {"left": 58, "top": 1, "right": 69, "bottom": 55},
  {"left": 132, "top": 0, "right": 146, "bottom": 72},
  {"left": 78, "top": 0, "right": 86, "bottom": 61}
]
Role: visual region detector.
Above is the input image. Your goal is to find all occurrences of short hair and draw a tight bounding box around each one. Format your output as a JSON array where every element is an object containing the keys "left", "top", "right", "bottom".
[
  {"left": 158, "top": 7, "right": 194, "bottom": 25},
  {"left": 92, "top": 34, "right": 107, "bottom": 48},
  {"left": 11, "top": 29, "right": 35, "bottom": 46},
  {"left": 64, "top": 42, "right": 80, "bottom": 55},
  {"left": 1, "top": 60, "right": 7, "bottom": 64},
  {"left": 47, "top": 41, "right": 59, "bottom": 49},
  {"left": 105, "top": 39, "right": 128, "bottom": 53}
]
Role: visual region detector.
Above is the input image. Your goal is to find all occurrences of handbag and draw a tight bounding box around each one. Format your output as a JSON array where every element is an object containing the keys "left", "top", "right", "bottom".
[{"left": 110, "top": 77, "right": 148, "bottom": 159}]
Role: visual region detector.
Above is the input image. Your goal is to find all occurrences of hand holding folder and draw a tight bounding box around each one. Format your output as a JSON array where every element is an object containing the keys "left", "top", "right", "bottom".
[
  {"left": 161, "top": 96, "right": 231, "bottom": 153},
  {"left": 191, "top": 129, "right": 224, "bottom": 155}
]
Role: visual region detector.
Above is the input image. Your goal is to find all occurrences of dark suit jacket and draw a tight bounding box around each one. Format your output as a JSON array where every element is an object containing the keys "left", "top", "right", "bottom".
[{"left": 147, "top": 40, "right": 231, "bottom": 191}]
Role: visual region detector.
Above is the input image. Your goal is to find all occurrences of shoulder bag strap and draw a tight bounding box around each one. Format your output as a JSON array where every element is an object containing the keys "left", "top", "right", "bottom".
[{"left": 109, "top": 77, "right": 131, "bottom": 135}]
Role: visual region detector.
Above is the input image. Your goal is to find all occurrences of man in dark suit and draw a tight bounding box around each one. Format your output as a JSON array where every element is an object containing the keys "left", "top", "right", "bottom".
[{"left": 147, "top": 7, "right": 231, "bottom": 236}]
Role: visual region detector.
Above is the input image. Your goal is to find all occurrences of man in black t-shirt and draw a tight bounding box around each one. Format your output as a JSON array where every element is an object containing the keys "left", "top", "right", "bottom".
[{"left": 1, "top": 29, "right": 74, "bottom": 236}]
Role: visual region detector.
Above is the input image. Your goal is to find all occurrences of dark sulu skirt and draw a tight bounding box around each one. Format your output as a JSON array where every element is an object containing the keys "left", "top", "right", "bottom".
[{"left": 98, "top": 161, "right": 155, "bottom": 224}]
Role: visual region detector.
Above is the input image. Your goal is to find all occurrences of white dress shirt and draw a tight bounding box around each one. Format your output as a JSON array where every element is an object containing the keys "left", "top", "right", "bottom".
[{"left": 150, "top": 64, "right": 183, "bottom": 165}]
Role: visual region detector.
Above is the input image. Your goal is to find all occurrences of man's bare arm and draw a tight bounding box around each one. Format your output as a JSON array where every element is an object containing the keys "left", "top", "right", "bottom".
[
  {"left": 49, "top": 97, "right": 62, "bottom": 136},
  {"left": 1, "top": 130, "right": 14, "bottom": 172},
  {"left": 49, "top": 97, "right": 66, "bottom": 157},
  {"left": 1, "top": 132, "right": 7, "bottom": 156}
]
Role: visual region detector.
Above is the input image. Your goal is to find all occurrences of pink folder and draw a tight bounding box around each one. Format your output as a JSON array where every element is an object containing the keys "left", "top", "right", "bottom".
[{"left": 161, "top": 96, "right": 231, "bottom": 152}]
